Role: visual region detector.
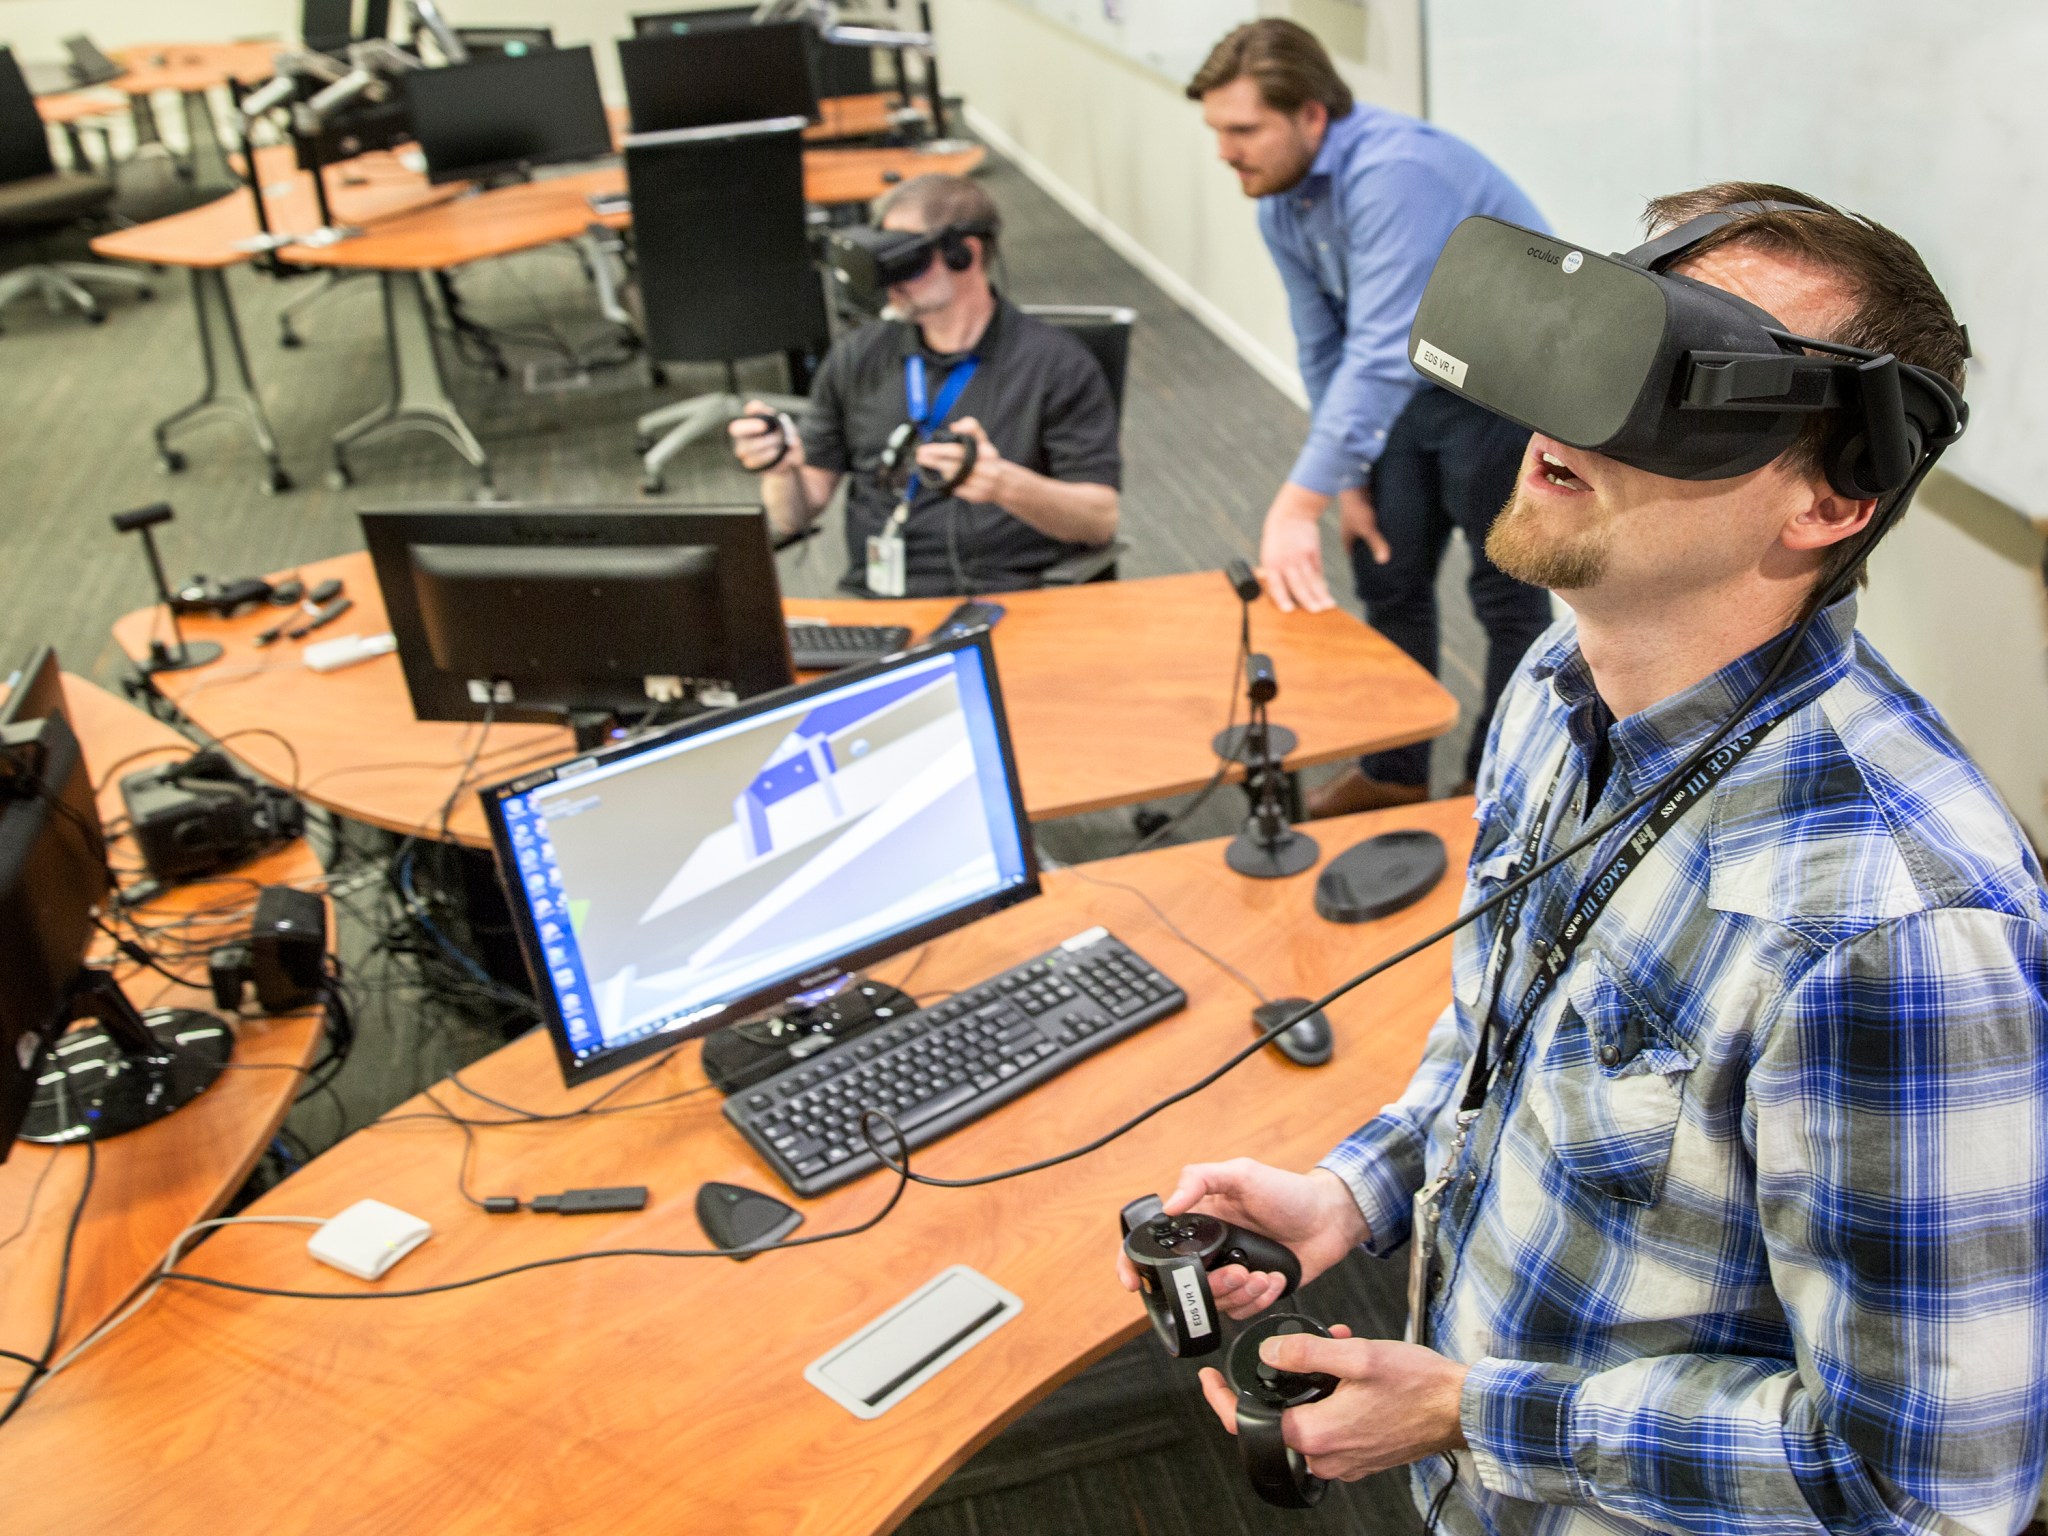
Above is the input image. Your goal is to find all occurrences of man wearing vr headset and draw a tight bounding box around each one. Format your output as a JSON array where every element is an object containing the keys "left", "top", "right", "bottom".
[
  {"left": 729, "top": 174, "right": 1121, "bottom": 597},
  {"left": 1190, "top": 20, "right": 1556, "bottom": 817},
  {"left": 1118, "top": 187, "right": 2047, "bottom": 1536}
]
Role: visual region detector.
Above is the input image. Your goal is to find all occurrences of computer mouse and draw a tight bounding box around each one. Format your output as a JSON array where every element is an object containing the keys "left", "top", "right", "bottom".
[
  {"left": 881, "top": 169, "right": 903, "bottom": 184},
  {"left": 1252, "top": 998, "right": 1333, "bottom": 1067}
]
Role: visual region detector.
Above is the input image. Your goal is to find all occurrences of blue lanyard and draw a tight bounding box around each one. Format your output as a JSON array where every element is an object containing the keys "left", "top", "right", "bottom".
[{"left": 902, "top": 353, "right": 979, "bottom": 504}]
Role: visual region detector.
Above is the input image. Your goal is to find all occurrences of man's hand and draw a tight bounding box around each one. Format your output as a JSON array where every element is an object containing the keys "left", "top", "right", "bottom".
[
  {"left": 916, "top": 416, "right": 1006, "bottom": 504},
  {"left": 1196, "top": 1332, "right": 1469, "bottom": 1481},
  {"left": 1339, "top": 485, "right": 1390, "bottom": 566},
  {"left": 1115, "top": 1161, "right": 1368, "bottom": 1319},
  {"left": 727, "top": 398, "right": 805, "bottom": 474},
  {"left": 1258, "top": 482, "right": 1336, "bottom": 613}
]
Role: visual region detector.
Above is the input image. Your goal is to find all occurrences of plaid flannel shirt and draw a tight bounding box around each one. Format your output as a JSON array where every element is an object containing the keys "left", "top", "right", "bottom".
[{"left": 1322, "top": 596, "right": 2048, "bottom": 1536}]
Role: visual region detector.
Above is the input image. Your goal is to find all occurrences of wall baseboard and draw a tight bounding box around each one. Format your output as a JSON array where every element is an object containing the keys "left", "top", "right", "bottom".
[{"left": 963, "top": 104, "right": 1310, "bottom": 413}]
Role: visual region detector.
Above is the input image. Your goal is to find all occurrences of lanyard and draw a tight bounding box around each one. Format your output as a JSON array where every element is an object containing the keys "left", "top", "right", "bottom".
[
  {"left": 1457, "top": 715, "right": 1782, "bottom": 1117},
  {"left": 902, "top": 353, "right": 979, "bottom": 504}
]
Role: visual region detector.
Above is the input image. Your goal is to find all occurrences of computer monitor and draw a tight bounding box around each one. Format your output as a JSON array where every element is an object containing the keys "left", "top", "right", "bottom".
[
  {"left": 400, "top": 45, "right": 614, "bottom": 185},
  {"left": 631, "top": 7, "right": 759, "bottom": 36},
  {"left": 481, "top": 632, "right": 1040, "bottom": 1085},
  {"left": 454, "top": 26, "right": 557, "bottom": 60},
  {"left": 59, "top": 35, "right": 125, "bottom": 88},
  {"left": 302, "top": 0, "right": 391, "bottom": 52},
  {"left": 361, "top": 504, "right": 797, "bottom": 736},
  {"left": 0, "top": 647, "right": 62, "bottom": 729},
  {"left": 618, "top": 23, "right": 820, "bottom": 135},
  {"left": 0, "top": 648, "right": 231, "bottom": 1154}
]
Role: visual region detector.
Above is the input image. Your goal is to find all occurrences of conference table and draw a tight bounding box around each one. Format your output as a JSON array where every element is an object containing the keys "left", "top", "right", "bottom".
[
  {"left": 0, "top": 675, "right": 328, "bottom": 1392},
  {"left": 0, "top": 792, "right": 1476, "bottom": 1533},
  {"left": 111, "top": 551, "right": 1458, "bottom": 845}
]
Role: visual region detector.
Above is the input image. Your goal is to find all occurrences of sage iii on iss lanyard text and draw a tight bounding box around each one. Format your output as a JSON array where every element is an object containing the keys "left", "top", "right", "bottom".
[
  {"left": 868, "top": 353, "right": 980, "bottom": 597},
  {"left": 1404, "top": 714, "right": 1783, "bottom": 1347}
]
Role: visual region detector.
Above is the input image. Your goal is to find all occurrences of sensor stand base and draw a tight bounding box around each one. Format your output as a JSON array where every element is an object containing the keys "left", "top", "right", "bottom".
[
  {"left": 139, "top": 640, "right": 223, "bottom": 675},
  {"left": 1225, "top": 828, "right": 1319, "bottom": 880}
]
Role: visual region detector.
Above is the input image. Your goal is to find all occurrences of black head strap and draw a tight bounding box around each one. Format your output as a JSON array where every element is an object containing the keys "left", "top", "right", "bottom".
[{"left": 1621, "top": 199, "right": 1828, "bottom": 272}]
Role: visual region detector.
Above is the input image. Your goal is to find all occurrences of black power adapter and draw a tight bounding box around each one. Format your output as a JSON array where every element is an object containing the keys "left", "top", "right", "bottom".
[{"left": 211, "top": 887, "right": 327, "bottom": 1012}]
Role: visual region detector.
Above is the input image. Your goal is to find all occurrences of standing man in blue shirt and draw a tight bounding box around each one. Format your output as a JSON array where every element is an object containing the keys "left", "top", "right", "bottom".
[{"left": 1190, "top": 21, "right": 1556, "bottom": 814}]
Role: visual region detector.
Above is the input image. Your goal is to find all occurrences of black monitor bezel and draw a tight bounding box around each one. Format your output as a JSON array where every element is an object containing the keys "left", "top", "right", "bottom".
[
  {"left": 479, "top": 629, "right": 1043, "bottom": 1087},
  {"left": 400, "top": 44, "right": 615, "bottom": 186},
  {"left": 359, "top": 502, "right": 795, "bottom": 728},
  {"left": 0, "top": 646, "right": 62, "bottom": 729},
  {"left": 617, "top": 22, "right": 822, "bottom": 135}
]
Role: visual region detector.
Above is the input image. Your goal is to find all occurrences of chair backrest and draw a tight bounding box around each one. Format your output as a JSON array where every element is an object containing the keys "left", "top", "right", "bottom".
[
  {"left": 631, "top": 6, "right": 759, "bottom": 35},
  {"left": 1020, "top": 305, "right": 1136, "bottom": 420},
  {"left": 808, "top": 33, "right": 876, "bottom": 96},
  {"left": 60, "top": 35, "right": 125, "bottom": 88},
  {"left": 0, "top": 51, "right": 59, "bottom": 188},
  {"left": 627, "top": 119, "right": 830, "bottom": 365}
]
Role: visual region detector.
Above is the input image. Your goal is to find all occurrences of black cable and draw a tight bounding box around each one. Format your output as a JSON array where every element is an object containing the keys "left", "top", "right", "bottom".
[
  {"left": 0, "top": 1134, "right": 96, "bottom": 1429},
  {"left": 1065, "top": 865, "right": 1269, "bottom": 1005},
  {"left": 1422, "top": 1453, "right": 1459, "bottom": 1531},
  {"left": 154, "top": 1114, "right": 914, "bottom": 1302},
  {"left": 1125, "top": 591, "right": 1250, "bottom": 855}
]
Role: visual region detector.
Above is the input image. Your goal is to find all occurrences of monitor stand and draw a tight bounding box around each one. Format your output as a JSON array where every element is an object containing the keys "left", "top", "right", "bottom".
[
  {"left": 18, "top": 969, "right": 233, "bottom": 1145},
  {"left": 700, "top": 973, "right": 918, "bottom": 1095}
]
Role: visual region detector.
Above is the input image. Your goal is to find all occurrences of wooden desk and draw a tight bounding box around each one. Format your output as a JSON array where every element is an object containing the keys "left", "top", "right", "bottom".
[
  {"left": 0, "top": 676, "right": 325, "bottom": 1386},
  {"left": 88, "top": 144, "right": 460, "bottom": 491},
  {"left": 104, "top": 42, "right": 281, "bottom": 189},
  {"left": 267, "top": 140, "right": 986, "bottom": 490},
  {"left": 807, "top": 91, "right": 924, "bottom": 142},
  {"left": 111, "top": 550, "right": 1456, "bottom": 844},
  {"left": 0, "top": 798, "right": 1474, "bottom": 1533}
]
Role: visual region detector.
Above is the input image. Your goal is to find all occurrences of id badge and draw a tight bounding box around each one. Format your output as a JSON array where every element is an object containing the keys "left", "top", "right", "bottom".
[
  {"left": 1405, "top": 1175, "right": 1447, "bottom": 1347},
  {"left": 866, "top": 519, "right": 908, "bottom": 598}
]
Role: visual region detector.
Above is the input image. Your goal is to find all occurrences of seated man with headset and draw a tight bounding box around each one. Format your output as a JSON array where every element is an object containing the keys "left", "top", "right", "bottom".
[
  {"left": 1115, "top": 186, "right": 2046, "bottom": 1535},
  {"left": 729, "top": 174, "right": 1121, "bottom": 597}
]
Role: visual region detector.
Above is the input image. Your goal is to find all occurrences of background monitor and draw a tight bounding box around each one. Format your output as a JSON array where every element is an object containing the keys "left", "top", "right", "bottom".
[
  {"left": 481, "top": 632, "right": 1040, "bottom": 1085},
  {"left": 619, "top": 23, "right": 819, "bottom": 135},
  {"left": 454, "top": 26, "right": 556, "bottom": 60},
  {"left": 401, "top": 45, "right": 614, "bottom": 185},
  {"left": 360, "top": 504, "right": 796, "bottom": 732},
  {"left": 0, "top": 646, "right": 62, "bottom": 729},
  {"left": 631, "top": 7, "right": 759, "bottom": 36}
]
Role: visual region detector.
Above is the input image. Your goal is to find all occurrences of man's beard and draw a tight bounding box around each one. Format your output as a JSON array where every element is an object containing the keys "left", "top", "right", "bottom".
[{"left": 1485, "top": 488, "right": 1614, "bottom": 591}]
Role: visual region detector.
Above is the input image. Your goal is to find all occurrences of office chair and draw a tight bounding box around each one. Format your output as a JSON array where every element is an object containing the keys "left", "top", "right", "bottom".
[
  {"left": 627, "top": 119, "right": 831, "bottom": 494},
  {"left": 1021, "top": 304, "right": 1135, "bottom": 585},
  {"left": 0, "top": 48, "right": 151, "bottom": 328}
]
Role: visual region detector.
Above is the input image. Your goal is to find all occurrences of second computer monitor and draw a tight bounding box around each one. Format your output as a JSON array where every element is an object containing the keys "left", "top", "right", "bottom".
[
  {"left": 361, "top": 504, "right": 796, "bottom": 729},
  {"left": 401, "top": 44, "right": 613, "bottom": 184},
  {"left": 618, "top": 22, "right": 819, "bottom": 135}
]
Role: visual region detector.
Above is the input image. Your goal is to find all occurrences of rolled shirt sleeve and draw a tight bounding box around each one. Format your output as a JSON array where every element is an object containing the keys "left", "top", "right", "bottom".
[{"left": 1319, "top": 999, "right": 1469, "bottom": 1255}]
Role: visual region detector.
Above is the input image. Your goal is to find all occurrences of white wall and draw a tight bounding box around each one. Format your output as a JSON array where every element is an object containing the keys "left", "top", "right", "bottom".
[{"left": 932, "top": 0, "right": 1423, "bottom": 408}]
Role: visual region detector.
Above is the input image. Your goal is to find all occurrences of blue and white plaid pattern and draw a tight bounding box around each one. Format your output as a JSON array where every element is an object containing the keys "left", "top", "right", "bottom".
[{"left": 1322, "top": 597, "right": 2048, "bottom": 1536}]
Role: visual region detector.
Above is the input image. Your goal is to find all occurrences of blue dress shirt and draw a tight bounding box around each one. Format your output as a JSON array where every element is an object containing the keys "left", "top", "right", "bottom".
[{"left": 1260, "top": 105, "right": 1546, "bottom": 496}]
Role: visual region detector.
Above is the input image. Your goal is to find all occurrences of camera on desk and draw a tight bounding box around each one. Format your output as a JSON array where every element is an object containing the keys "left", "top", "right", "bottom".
[{"left": 121, "top": 750, "right": 304, "bottom": 886}]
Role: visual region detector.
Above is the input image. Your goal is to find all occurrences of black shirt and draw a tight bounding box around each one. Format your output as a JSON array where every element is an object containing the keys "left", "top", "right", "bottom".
[{"left": 799, "top": 297, "right": 1122, "bottom": 597}]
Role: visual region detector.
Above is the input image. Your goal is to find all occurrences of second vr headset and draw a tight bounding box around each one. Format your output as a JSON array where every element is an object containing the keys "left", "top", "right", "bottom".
[
  {"left": 1408, "top": 203, "right": 1966, "bottom": 498},
  {"left": 824, "top": 219, "right": 996, "bottom": 310}
]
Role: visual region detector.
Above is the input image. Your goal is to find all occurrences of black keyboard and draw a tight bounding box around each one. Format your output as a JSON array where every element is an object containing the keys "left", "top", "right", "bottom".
[
  {"left": 786, "top": 622, "right": 913, "bottom": 672},
  {"left": 726, "top": 928, "right": 1186, "bottom": 1196}
]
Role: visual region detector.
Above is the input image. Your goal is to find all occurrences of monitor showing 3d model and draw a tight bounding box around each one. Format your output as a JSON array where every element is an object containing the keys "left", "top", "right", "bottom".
[{"left": 482, "top": 633, "right": 1039, "bottom": 1084}]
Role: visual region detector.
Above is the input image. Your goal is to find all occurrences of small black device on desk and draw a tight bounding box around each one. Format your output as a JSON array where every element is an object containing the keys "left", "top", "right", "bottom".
[
  {"left": 926, "top": 601, "right": 1005, "bottom": 641},
  {"left": 120, "top": 751, "right": 303, "bottom": 885},
  {"left": 784, "top": 620, "right": 912, "bottom": 672}
]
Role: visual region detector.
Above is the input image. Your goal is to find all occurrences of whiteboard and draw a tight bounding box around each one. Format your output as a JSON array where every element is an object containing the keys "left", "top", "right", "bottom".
[
  {"left": 1425, "top": 1, "right": 2048, "bottom": 515},
  {"left": 1006, "top": 0, "right": 1260, "bottom": 86}
]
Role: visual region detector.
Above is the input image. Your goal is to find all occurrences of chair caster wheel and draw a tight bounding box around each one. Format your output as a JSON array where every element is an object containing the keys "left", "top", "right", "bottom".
[
  {"left": 158, "top": 450, "right": 187, "bottom": 474},
  {"left": 84, "top": 308, "right": 106, "bottom": 325},
  {"left": 263, "top": 467, "right": 293, "bottom": 495},
  {"left": 633, "top": 435, "right": 653, "bottom": 453},
  {"left": 279, "top": 330, "right": 302, "bottom": 349},
  {"left": 327, "top": 465, "right": 353, "bottom": 491},
  {"left": 649, "top": 365, "right": 668, "bottom": 387},
  {"left": 137, "top": 287, "right": 154, "bottom": 302},
  {"left": 641, "top": 474, "right": 665, "bottom": 495}
]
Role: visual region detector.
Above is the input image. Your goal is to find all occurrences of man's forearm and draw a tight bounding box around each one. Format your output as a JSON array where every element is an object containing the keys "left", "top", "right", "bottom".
[
  {"left": 762, "top": 466, "right": 840, "bottom": 539},
  {"left": 986, "top": 465, "right": 1118, "bottom": 546}
]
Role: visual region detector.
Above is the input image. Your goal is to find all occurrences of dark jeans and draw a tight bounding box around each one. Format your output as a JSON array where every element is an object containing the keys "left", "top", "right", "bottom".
[{"left": 1352, "top": 387, "right": 1553, "bottom": 788}]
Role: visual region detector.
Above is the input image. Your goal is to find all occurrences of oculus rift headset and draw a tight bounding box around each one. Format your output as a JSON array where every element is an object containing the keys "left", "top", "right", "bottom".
[
  {"left": 824, "top": 219, "right": 997, "bottom": 310},
  {"left": 1407, "top": 202, "right": 1967, "bottom": 502}
]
